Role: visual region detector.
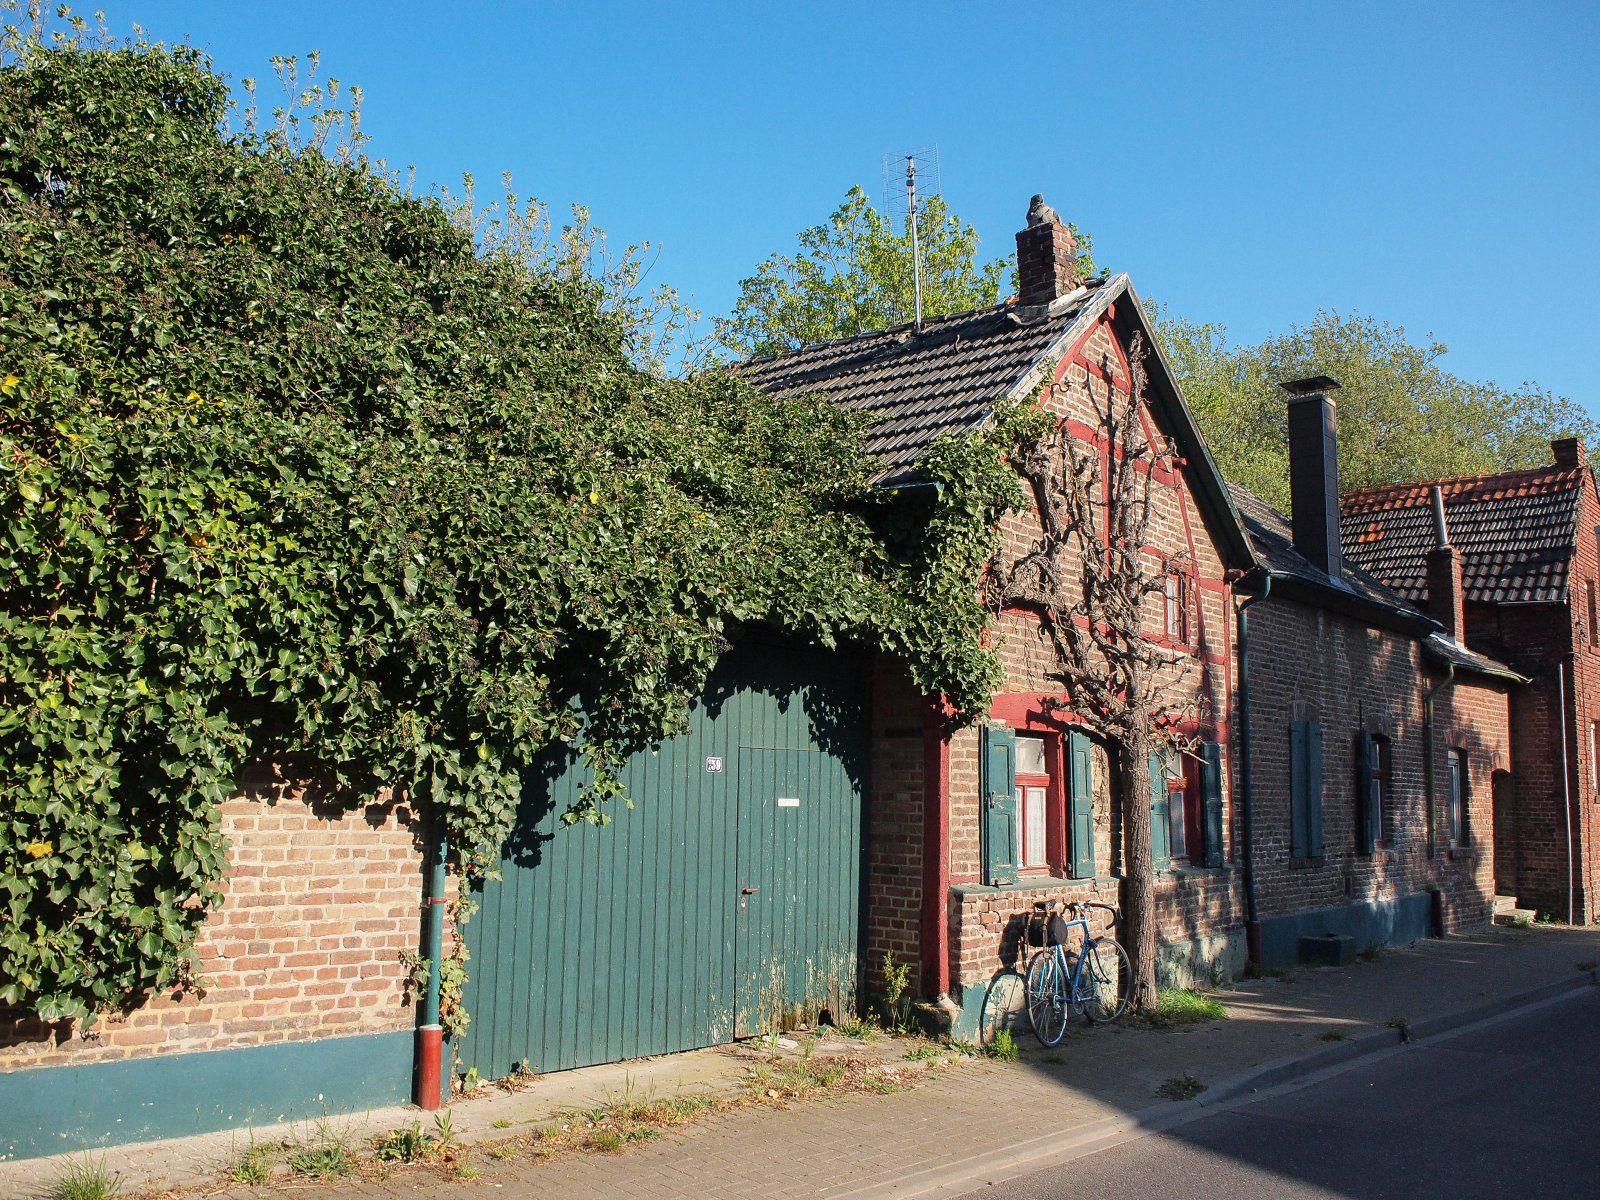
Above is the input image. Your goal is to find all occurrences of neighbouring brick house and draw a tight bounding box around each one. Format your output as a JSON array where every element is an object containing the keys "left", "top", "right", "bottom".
[
  {"left": 1342, "top": 440, "right": 1600, "bottom": 922},
  {"left": 1228, "top": 378, "right": 1522, "bottom": 967},
  {"left": 0, "top": 197, "right": 1535, "bottom": 1160}
]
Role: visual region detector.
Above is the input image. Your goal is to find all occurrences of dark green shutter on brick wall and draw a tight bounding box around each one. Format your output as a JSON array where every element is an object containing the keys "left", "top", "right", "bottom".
[
  {"left": 1199, "top": 741, "right": 1225, "bottom": 868},
  {"left": 1290, "top": 720, "right": 1325, "bottom": 859},
  {"left": 982, "top": 724, "right": 1019, "bottom": 886},
  {"left": 1069, "top": 730, "right": 1095, "bottom": 879},
  {"left": 456, "top": 641, "right": 868, "bottom": 1081},
  {"left": 1148, "top": 751, "right": 1172, "bottom": 870}
]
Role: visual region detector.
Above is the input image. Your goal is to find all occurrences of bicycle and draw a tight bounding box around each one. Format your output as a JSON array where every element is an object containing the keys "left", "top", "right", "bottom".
[{"left": 1024, "top": 899, "right": 1130, "bottom": 1046}]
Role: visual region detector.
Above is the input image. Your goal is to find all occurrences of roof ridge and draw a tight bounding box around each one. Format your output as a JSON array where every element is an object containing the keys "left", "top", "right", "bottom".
[
  {"left": 736, "top": 299, "right": 1021, "bottom": 369},
  {"left": 1341, "top": 463, "right": 1582, "bottom": 505}
]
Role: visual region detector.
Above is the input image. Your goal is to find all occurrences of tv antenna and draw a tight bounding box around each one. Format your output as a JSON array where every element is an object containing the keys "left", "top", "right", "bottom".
[{"left": 883, "top": 147, "right": 940, "bottom": 334}]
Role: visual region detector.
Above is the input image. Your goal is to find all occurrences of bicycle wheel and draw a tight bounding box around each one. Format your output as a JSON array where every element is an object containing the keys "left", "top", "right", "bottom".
[
  {"left": 1079, "top": 936, "right": 1131, "bottom": 1025},
  {"left": 1025, "top": 950, "right": 1068, "bottom": 1046},
  {"left": 978, "top": 969, "right": 1026, "bottom": 1045}
]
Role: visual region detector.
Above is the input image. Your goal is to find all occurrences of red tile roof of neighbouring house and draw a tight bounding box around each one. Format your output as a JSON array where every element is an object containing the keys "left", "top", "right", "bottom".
[{"left": 1340, "top": 466, "right": 1588, "bottom": 606}]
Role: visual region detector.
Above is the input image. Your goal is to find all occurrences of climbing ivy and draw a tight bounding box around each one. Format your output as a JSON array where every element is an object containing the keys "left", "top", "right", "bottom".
[{"left": 0, "top": 33, "right": 1028, "bottom": 1023}]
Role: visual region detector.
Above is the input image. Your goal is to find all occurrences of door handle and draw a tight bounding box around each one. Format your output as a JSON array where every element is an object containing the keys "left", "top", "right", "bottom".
[{"left": 741, "top": 886, "right": 759, "bottom": 895}]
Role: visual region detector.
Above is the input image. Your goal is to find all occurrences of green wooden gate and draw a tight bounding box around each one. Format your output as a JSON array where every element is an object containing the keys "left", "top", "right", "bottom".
[{"left": 457, "top": 641, "right": 868, "bottom": 1080}]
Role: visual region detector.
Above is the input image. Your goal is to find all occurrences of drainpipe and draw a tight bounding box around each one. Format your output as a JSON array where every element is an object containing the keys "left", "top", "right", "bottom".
[
  {"left": 1233, "top": 568, "right": 1271, "bottom": 966},
  {"left": 1423, "top": 662, "right": 1455, "bottom": 860},
  {"left": 414, "top": 819, "right": 448, "bottom": 1111}
]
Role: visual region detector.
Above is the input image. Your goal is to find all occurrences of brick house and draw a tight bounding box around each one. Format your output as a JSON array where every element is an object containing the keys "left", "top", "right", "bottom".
[
  {"left": 0, "top": 198, "right": 1530, "bottom": 1159},
  {"left": 1228, "top": 380, "right": 1522, "bottom": 967},
  {"left": 744, "top": 202, "right": 1524, "bottom": 1022},
  {"left": 1342, "top": 440, "right": 1600, "bottom": 922}
]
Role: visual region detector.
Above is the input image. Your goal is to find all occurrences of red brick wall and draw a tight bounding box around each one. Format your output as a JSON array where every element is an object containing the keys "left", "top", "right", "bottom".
[
  {"left": 1246, "top": 593, "right": 1509, "bottom": 933},
  {"left": 0, "top": 773, "right": 422, "bottom": 1070},
  {"left": 1466, "top": 472, "right": 1600, "bottom": 922},
  {"left": 864, "top": 656, "right": 927, "bottom": 990}
]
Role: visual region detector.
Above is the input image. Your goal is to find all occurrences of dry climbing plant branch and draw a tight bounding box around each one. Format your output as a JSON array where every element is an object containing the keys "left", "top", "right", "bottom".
[{"left": 986, "top": 332, "right": 1207, "bottom": 1006}]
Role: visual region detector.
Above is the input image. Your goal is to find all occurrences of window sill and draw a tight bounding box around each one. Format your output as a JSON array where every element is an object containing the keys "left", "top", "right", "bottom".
[
  {"left": 1288, "top": 856, "right": 1326, "bottom": 870},
  {"left": 953, "top": 875, "right": 1103, "bottom": 897}
]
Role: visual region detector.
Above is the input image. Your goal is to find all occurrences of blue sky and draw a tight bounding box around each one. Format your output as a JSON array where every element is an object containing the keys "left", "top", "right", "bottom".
[{"left": 86, "top": 1, "right": 1599, "bottom": 412}]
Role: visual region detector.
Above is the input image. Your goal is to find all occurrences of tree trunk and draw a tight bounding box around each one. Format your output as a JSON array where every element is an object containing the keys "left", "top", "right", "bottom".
[{"left": 1119, "top": 734, "right": 1159, "bottom": 1010}]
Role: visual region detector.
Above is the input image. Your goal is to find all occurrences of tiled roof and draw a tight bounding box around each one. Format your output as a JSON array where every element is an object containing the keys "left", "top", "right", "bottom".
[
  {"left": 1232, "top": 483, "right": 1524, "bottom": 683},
  {"left": 736, "top": 279, "right": 1114, "bottom": 484},
  {"left": 1340, "top": 467, "right": 1586, "bottom": 605},
  {"left": 1229, "top": 483, "right": 1422, "bottom": 615}
]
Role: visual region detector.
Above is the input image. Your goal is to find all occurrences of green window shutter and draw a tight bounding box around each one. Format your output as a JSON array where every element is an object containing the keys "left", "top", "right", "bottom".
[
  {"left": 982, "top": 724, "right": 1019, "bottom": 886},
  {"left": 1200, "top": 741, "right": 1225, "bottom": 868},
  {"left": 1069, "top": 730, "right": 1095, "bottom": 879},
  {"left": 1356, "top": 732, "right": 1377, "bottom": 855},
  {"left": 1306, "top": 721, "right": 1325, "bottom": 858},
  {"left": 1148, "top": 750, "right": 1171, "bottom": 870},
  {"left": 1290, "top": 721, "right": 1309, "bottom": 858}
]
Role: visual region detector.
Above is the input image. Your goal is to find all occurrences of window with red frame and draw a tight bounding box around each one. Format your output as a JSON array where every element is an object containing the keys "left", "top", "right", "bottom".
[
  {"left": 1163, "top": 569, "right": 1194, "bottom": 645},
  {"left": 1016, "top": 735, "right": 1051, "bottom": 870},
  {"left": 1165, "top": 754, "right": 1205, "bottom": 862}
]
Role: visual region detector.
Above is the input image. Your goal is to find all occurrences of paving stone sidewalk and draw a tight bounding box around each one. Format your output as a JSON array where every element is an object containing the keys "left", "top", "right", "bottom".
[{"left": 8, "top": 925, "right": 1598, "bottom": 1200}]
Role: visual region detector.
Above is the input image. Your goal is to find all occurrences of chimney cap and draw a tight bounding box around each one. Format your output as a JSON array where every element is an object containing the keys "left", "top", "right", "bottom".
[{"left": 1279, "top": 374, "right": 1342, "bottom": 398}]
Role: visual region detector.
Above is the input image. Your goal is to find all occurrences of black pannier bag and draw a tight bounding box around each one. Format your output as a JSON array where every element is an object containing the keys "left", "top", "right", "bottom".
[{"left": 1025, "top": 904, "right": 1072, "bottom": 947}]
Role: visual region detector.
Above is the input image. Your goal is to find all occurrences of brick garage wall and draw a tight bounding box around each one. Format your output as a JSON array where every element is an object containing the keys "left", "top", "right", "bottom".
[
  {"left": 865, "top": 655, "right": 927, "bottom": 993},
  {"left": 944, "top": 312, "right": 1246, "bottom": 992},
  {"left": 1247, "top": 593, "right": 1510, "bottom": 934},
  {"left": 0, "top": 771, "right": 422, "bottom": 1071}
]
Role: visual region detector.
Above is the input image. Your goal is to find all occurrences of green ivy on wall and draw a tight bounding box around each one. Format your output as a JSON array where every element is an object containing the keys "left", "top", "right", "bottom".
[{"left": 0, "top": 30, "right": 1033, "bottom": 1025}]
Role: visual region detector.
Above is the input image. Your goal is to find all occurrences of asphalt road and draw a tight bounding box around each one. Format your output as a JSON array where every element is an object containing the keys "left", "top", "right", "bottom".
[{"left": 959, "top": 988, "right": 1600, "bottom": 1200}]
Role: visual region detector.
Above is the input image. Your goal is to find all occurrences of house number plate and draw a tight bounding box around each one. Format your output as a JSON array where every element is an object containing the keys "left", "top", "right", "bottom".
[
  {"left": 704, "top": 756, "right": 724, "bottom": 774},
  {"left": 777, "top": 797, "right": 800, "bottom": 808}
]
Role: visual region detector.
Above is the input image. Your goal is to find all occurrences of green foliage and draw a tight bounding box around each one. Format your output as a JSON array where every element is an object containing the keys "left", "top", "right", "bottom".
[
  {"left": 286, "top": 1120, "right": 358, "bottom": 1179},
  {"left": 1130, "top": 986, "right": 1228, "bottom": 1028},
  {"left": 0, "top": 25, "right": 1023, "bottom": 1023},
  {"left": 717, "top": 185, "right": 1094, "bottom": 359},
  {"left": 47, "top": 1157, "right": 119, "bottom": 1200},
  {"left": 985, "top": 1029, "right": 1020, "bottom": 1062},
  {"left": 1156, "top": 1072, "right": 1206, "bottom": 1101},
  {"left": 229, "top": 1140, "right": 274, "bottom": 1185},
  {"left": 1158, "top": 308, "right": 1597, "bottom": 510}
]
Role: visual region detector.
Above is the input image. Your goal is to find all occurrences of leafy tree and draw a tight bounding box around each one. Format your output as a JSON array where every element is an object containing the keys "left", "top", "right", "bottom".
[
  {"left": 717, "top": 186, "right": 1095, "bottom": 359},
  {"left": 0, "top": 27, "right": 1020, "bottom": 1023},
  {"left": 1159, "top": 309, "right": 1597, "bottom": 510}
]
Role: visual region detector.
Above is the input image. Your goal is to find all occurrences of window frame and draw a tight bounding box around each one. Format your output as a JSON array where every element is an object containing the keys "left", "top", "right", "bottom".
[
  {"left": 1014, "top": 734, "right": 1052, "bottom": 873},
  {"left": 1446, "top": 748, "right": 1469, "bottom": 848},
  {"left": 1371, "top": 733, "right": 1394, "bottom": 847}
]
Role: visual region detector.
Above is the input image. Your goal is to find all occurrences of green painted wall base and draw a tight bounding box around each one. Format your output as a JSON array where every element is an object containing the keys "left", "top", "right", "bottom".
[
  {"left": 1256, "top": 892, "right": 1435, "bottom": 971},
  {"left": 0, "top": 1030, "right": 412, "bottom": 1162}
]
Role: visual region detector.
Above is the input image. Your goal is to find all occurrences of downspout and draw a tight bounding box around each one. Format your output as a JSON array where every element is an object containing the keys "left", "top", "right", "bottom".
[
  {"left": 1423, "top": 661, "right": 1455, "bottom": 860},
  {"left": 1233, "top": 568, "right": 1271, "bottom": 966},
  {"left": 414, "top": 817, "right": 449, "bottom": 1110}
]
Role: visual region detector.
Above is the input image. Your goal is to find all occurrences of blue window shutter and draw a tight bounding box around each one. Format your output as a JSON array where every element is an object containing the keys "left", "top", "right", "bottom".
[
  {"left": 982, "top": 725, "right": 1019, "bottom": 886},
  {"left": 1306, "top": 721, "right": 1325, "bottom": 858},
  {"left": 1200, "top": 741, "right": 1225, "bottom": 868},
  {"left": 1356, "top": 732, "right": 1377, "bottom": 854},
  {"left": 1069, "top": 731, "right": 1095, "bottom": 879},
  {"left": 1148, "top": 751, "right": 1171, "bottom": 870},
  {"left": 1290, "top": 721, "right": 1308, "bottom": 858}
]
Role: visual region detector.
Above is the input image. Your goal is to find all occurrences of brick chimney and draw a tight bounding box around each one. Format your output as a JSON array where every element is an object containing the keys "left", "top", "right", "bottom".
[
  {"left": 1552, "top": 437, "right": 1587, "bottom": 469},
  {"left": 1426, "top": 484, "right": 1465, "bottom": 640},
  {"left": 1282, "top": 375, "right": 1343, "bottom": 579},
  {"left": 1015, "top": 194, "right": 1077, "bottom": 306}
]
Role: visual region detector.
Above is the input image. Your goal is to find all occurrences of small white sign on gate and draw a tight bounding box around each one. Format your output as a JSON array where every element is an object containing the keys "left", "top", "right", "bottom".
[
  {"left": 704, "top": 756, "right": 724, "bottom": 774},
  {"left": 777, "top": 796, "right": 800, "bottom": 808}
]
